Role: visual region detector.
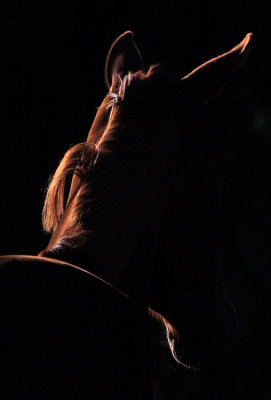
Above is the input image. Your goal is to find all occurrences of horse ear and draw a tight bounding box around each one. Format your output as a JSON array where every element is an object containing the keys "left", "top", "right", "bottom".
[
  {"left": 105, "top": 31, "right": 143, "bottom": 89},
  {"left": 181, "top": 33, "right": 252, "bottom": 104}
]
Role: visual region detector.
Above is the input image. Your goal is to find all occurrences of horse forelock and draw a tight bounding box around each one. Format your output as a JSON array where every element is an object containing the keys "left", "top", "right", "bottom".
[{"left": 105, "top": 65, "right": 179, "bottom": 114}]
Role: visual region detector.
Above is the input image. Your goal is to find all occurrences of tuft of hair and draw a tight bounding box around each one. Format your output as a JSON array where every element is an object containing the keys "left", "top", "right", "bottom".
[
  {"left": 149, "top": 307, "right": 196, "bottom": 370},
  {"left": 42, "top": 142, "right": 97, "bottom": 232}
]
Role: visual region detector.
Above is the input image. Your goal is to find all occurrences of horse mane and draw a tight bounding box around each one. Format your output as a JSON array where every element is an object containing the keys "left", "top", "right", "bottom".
[
  {"left": 42, "top": 68, "right": 169, "bottom": 237},
  {"left": 42, "top": 142, "right": 96, "bottom": 232}
]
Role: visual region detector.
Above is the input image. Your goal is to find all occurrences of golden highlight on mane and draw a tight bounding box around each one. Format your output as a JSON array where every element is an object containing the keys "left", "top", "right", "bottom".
[
  {"left": 42, "top": 66, "right": 168, "bottom": 237},
  {"left": 42, "top": 142, "right": 98, "bottom": 232},
  {"left": 42, "top": 71, "right": 140, "bottom": 235}
]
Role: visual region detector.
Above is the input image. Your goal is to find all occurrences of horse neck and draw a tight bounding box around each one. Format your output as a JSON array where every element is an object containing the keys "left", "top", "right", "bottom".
[{"left": 44, "top": 120, "right": 170, "bottom": 289}]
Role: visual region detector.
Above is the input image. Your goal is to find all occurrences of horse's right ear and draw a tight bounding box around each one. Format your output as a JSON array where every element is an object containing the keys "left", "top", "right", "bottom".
[
  {"left": 181, "top": 33, "right": 252, "bottom": 104},
  {"left": 105, "top": 31, "right": 143, "bottom": 89}
]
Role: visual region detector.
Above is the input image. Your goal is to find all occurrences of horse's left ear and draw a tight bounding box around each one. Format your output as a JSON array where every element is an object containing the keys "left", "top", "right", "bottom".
[
  {"left": 105, "top": 31, "right": 143, "bottom": 89},
  {"left": 181, "top": 33, "right": 252, "bottom": 104}
]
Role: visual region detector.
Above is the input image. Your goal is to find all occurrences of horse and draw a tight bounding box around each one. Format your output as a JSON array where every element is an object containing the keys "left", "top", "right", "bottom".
[{"left": 0, "top": 31, "right": 252, "bottom": 397}]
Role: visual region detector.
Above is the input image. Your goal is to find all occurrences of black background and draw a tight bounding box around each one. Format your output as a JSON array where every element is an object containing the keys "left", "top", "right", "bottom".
[{"left": 1, "top": 1, "right": 271, "bottom": 398}]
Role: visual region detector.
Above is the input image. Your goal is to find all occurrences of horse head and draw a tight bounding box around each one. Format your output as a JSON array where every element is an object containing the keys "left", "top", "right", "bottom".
[{"left": 40, "top": 31, "right": 252, "bottom": 370}]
